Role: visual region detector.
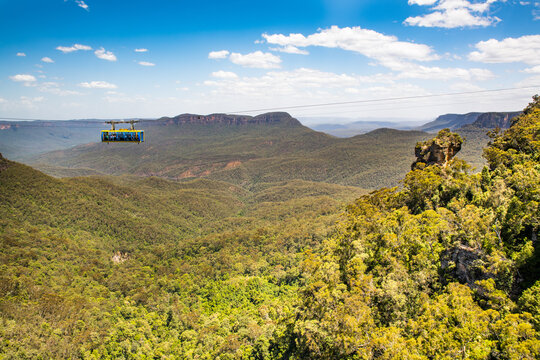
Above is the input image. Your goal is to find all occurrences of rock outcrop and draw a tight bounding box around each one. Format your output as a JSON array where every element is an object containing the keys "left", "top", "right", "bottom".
[{"left": 411, "top": 128, "right": 463, "bottom": 170}]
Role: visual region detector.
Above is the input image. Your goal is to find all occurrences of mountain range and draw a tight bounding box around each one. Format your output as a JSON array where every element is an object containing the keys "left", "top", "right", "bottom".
[
  {"left": 0, "top": 110, "right": 521, "bottom": 190},
  {"left": 27, "top": 112, "right": 432, "bottom": 189}
]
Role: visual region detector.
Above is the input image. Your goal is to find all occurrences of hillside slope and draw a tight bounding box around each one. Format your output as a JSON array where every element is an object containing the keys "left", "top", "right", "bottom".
[{"left": 0, "top": 153, "right": 367, "bottom": 358}]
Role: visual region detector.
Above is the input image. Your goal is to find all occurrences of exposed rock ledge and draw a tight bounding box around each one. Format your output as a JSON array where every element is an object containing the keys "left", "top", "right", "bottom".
[{"left": 411, "top": 128, "right": 463, "bottom": 170}]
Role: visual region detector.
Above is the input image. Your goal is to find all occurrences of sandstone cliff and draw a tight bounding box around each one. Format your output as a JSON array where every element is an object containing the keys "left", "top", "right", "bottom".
[{"left": 411, "top": 128, "right": 463, "bottom": 170}]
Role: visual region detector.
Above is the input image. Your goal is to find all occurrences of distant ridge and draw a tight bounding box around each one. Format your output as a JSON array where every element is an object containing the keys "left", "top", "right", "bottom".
[
  {"left": 418, "top": 112, "right": 482, "bottom": 132},
  {"left": 156, "top": 112, "right": 302, "bottom": 127},
  {"left": 418, "top": 111, "right": 521, "bottom": 132}
]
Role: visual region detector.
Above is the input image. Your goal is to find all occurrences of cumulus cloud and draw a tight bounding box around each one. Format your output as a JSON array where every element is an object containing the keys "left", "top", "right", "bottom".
[
  {"left": 75, "top": 0, "right": 89, "bottom": 11},
  {"left": 262, "top": 26, "right": 438, "bottom": 67},
  {"left": 41, "top": 57, "right": 54, "bottom": 63},
  {"left": 269, "top": 45, "right": 309, "bottom": 55},
  {"left": 202, "top": 68, "right": 433, "bottom": 106},
  {"left": 138, "top": 61, "right": 155, "bottom": 66},
  {"left": 409, "top": 0, "right": 438, "bottom": 4},
  {"left": 79, "top": 81, "right": 117, "bottom": 89},
  {"left": 523, "top": 65, "right": 540, "bottom": 73},
  {"left": 391, "top": 62, "right": 494, "bottom": 81},
  {"left": 135, "top": 48, "right": 148, "bottom": 52},
  {"left": 10, "top": 74, "right": 37, "bottom": 82},
  {"left": 208, "top": 50, "right": 230, "bottom": 59},
  {"left": 405, "top": 0, "right": 502, "bottom": 28},
  {"left": 56, "top": 44, "right": 92, "bottom": 53},
  {"left": 204, "top": 68, "right": 366, "bottom": 96},
  {"left": 103, "top": 95, "right": 147, "bottom": 104},
  {"left": 469, "top": 35, "right": 540, "bottom": 65},
  {"left": 16, "top": 52, "right": 26, "bottom": 57},
  {"left": 95, "top": 47, "right": 117, "bottom": 61},
  {"left": 19, "top": 96, "right": 44, "bottom": 108},
  {"left": 229, "top": 51, "right": 282, "bottom": 69},
  {"left": 211, "top": 70, "right": 238, "bottom": 79},
  {"left": 39, "top": 82, "right": 82, "bottom": 96}
]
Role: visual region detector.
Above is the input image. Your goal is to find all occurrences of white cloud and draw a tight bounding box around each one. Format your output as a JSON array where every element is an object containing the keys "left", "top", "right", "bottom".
[
  {"left": 449, "top": 82, "right": 485, "bottom": 91},
  {"left": 19, "top": 96, "right": 44, "bottom": 108},
  {"left": 138, "top": 61, "right": 155, "bottom": 66},
  {"left": 208, "top": 50, "right": 230, "bottom": 59},
  {"left": 211, "top": 70, "right": 238, "bottom": 79},
  {"left": 103, "top": 95, "right": 147, "bottom": 103},
  {"left": 262, "top": 26, "right": 438, "bottom": 67},
  {"left": 515, "top": 74, "right": 540, "bottom": 87},
  {"left": 95, "top": 47, "right": 117, "bottom": 61},
  {"left": 205, "top": 68, "right": 385, "bottom": 95},
  {"left": 419, "top": 65, "right": 493, "bottom": 81},
  {"left": 524, "top": 65, "right": 540, "bottom": 73},
  {"left": 56, "top": 44, "right": 92, "bottom": 53},
  {"left": 75, "top": 0, "right": 89, "bottom": 11},
  {"left": 16, "top": 52, "right": 26, "bottom": 57},
  {"left": 41, "top": 57, "right": 54, "bottom": 63},
  {"left": 38, "top": 82, "right": 82, "bottom": 96},
  {"left": 229, "top": 51, "right": 282, "bottom": 69},
  {"left": 404, "top": 0, "right": 502, "bottom": 28},
  {"left": 269, "top": 45, "right": 309, "bottom": 55},
  {"left": 520, "top": 1, "right": 530, "bottom": 5},
  {"left": 0, "top": 97, "right": 7, "bottom": 104},
  {"left": 135, "top": 48, "right": 148, "bottom": 52},
  {"left": 79, "top": 81, "right": 118, "bottom": 89},
  {"left": 469, "top": 35, "right": 540, "bottom": 65},
  {"left": 382, "top": 60, "right": 494, "bottom": 81},
  {"left": 409, "top": 0, "right": 438, "bottom": 4},
  {"left": 202, "top": 68, "right": 434, "bottom": 110},
  {"left": 9, "top": 74, "right": 37, "bottom": 82}
]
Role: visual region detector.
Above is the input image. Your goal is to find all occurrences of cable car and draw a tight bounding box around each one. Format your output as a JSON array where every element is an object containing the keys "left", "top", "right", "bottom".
[{"left": 101, "top": 120, "right": 144, "bottom": 143}]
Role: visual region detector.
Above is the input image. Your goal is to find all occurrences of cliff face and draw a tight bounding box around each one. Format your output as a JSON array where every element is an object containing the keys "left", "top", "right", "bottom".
[
  {"left": 412, "top": 128, "right": 463, "bottom": 170},
  {"left": 465, "top": 111, "right": 521, "bottom": 129},
  {"left": 419, "top": 111, "right": 522, "bottom": 133},
  {"left": 156, "top": 112, "right": 302, "bottom": 127}
]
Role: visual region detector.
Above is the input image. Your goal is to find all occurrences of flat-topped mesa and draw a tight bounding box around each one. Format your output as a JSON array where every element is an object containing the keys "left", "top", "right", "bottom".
[
  {"left": 411, "top": 128, "right": 463, "bottom": 170},
  {"left": 157, "top": 111, "right": 301, "bottom": 126}
]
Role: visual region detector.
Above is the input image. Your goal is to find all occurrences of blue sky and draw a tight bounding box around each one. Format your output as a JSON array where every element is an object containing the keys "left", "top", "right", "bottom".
[{"left": 1, "top": 0, "right": 539, "bottom": 122}]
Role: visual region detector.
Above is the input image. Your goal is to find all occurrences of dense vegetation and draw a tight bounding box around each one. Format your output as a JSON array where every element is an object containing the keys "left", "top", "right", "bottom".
[
  {"left": 1, "top": 97, "right": 539, "bottom": 358},
  {"left": 0, "top": 156, "right": 365, "bottom": 358},
  {"left": 282, "top": 96, "right": 540, "bottom": 359}
]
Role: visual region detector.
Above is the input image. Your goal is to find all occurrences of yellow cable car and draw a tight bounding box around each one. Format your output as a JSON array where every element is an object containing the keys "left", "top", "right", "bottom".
[{"left": 101, "top": 120, "right": 144, "bottom": 143}]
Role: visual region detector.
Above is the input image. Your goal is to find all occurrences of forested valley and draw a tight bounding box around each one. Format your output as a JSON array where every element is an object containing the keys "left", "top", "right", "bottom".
[{"left": 1, "top": 96, "right": 540, "bottom": 359}]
